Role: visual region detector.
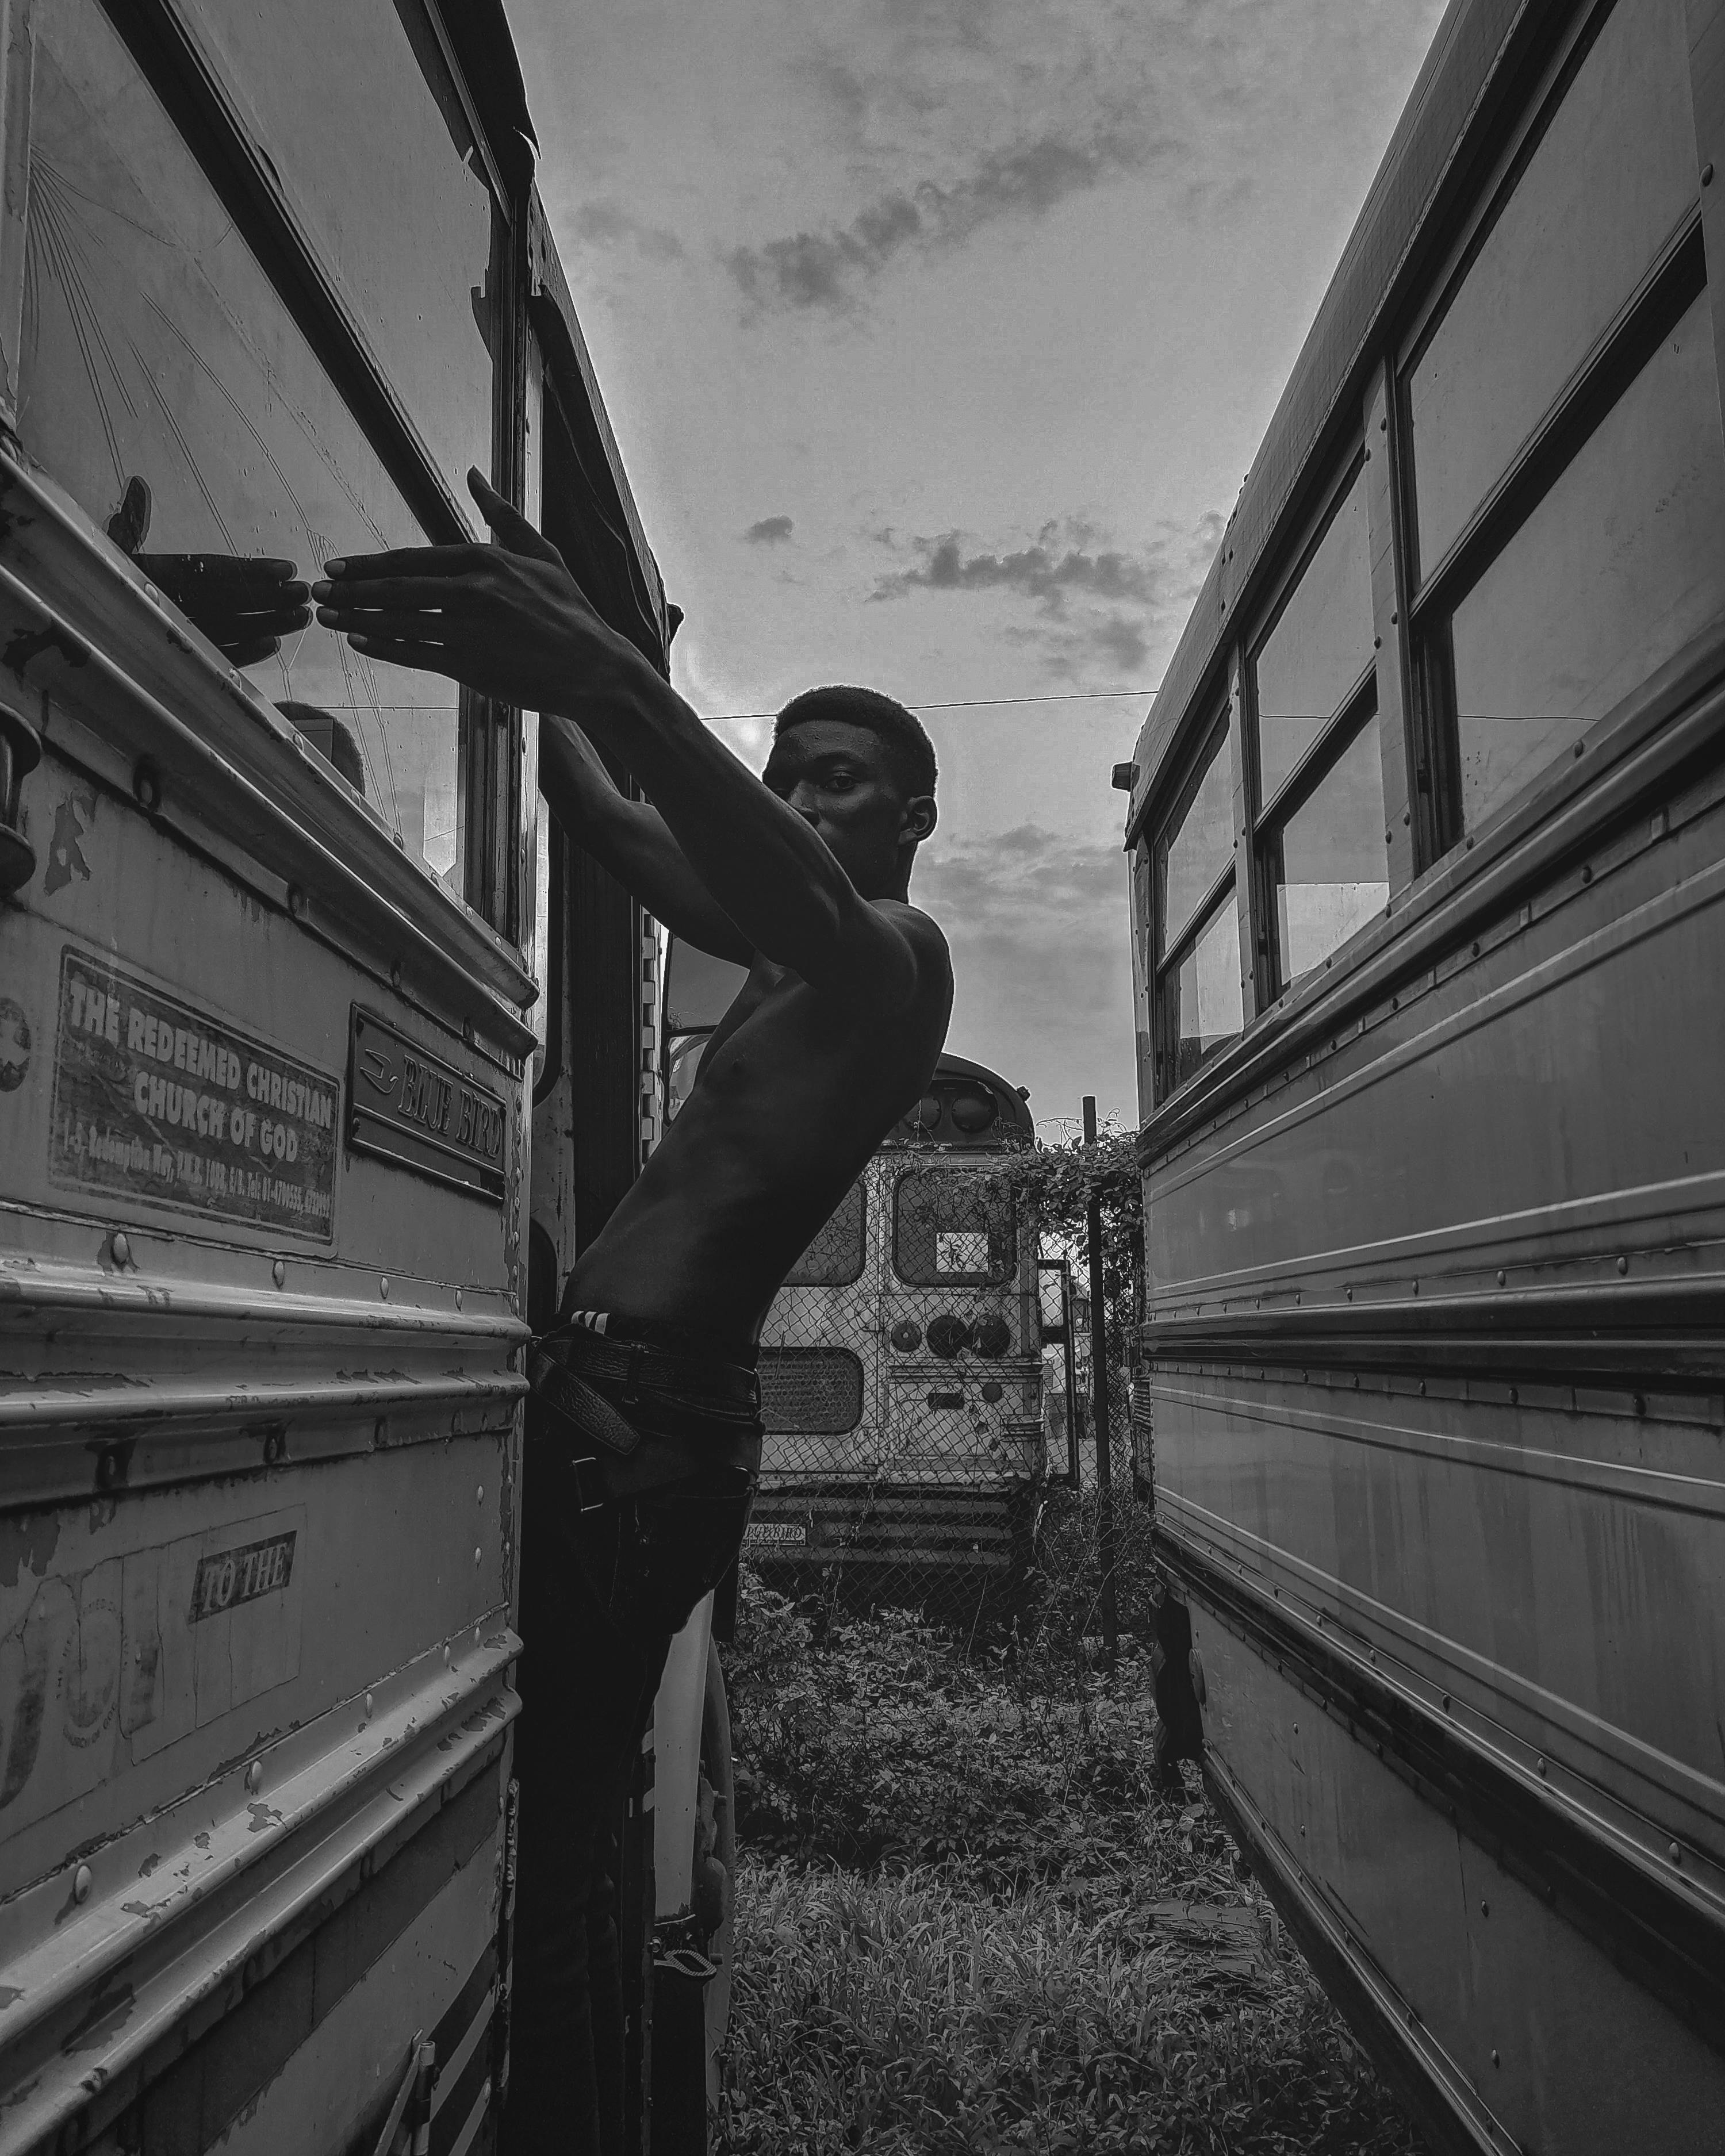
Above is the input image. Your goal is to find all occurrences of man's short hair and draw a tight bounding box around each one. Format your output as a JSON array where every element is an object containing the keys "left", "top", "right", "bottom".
[{"left": 774, "top": 685, "right": 937, "bottom": 801}]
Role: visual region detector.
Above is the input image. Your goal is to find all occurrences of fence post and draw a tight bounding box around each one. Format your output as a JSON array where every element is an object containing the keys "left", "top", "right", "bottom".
[{"left": 1083, "top": 1096, "right": 1120, "bottom": 1666}]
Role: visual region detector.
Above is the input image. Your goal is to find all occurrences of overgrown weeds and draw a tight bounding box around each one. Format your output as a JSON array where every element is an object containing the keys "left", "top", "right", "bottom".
[{"left": 719, "top": 1566, "right": 1428, "bottom": 2155}]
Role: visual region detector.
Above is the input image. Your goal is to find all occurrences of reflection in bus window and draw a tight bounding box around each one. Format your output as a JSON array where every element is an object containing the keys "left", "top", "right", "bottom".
[
  {"left": 1448, "top": 290, "right": 1725, "bottom": 830},
  {"left": 894, "top": 1171, "right": 1017, "bottom": 1287},
  {"left": 664, "top": 1031, "right": 709, "bottom": 1121},
  {"left": 1157, "top": 713, "right": 1231, "bottom": 953},
  {"left": 1406, "top": 0, "right": 1697, "bottom": 577},
  {"left": 665, "top": 943, "right": 747, "bottom": 1030},
  {"left": 784, "top": 1180, "right": 867, "bottom": 1287},
  {"left": 1269, "top": 711, "right": 1388, "bottom": 984},
  {"left": 1254, "top": 461, "right": 1373, "bottom": 807},
  {"left": 21, "top": 0, "right": 466, "bottom": 892},
  {"left": 1167, "top": 900, "right": 1241, "bottom": 1091},
  {"left": 174, "top": 0, "right": 497, "bottom": 513}
]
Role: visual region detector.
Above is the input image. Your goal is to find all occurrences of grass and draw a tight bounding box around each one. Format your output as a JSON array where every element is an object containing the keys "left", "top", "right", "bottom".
[{"left": 717, "top": 1576, "right": 1429, "bottom": 2156}]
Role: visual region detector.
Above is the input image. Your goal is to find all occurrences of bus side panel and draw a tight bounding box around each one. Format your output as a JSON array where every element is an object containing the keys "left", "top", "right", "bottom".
[
  {"left": 1, "top": 739, "right": 525, "bottom": 2149},
  {"left": 1145, "top": 765, "right": 1725, "bottom": 1859},
  {"left": 1195, "top": 1615, "right": 1725, "bottom": 2156}
]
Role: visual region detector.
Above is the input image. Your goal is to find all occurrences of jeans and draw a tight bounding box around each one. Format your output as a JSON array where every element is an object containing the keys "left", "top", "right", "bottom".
[{"left": 503, "top": 1444, "right": 754, "bottom": 2156}]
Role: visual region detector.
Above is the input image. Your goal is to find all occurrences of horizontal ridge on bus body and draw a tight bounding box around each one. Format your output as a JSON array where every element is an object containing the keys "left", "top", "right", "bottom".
[
  {"left": 0, "top": 0, "right": 670, "bottom": 2150},
  {"left": 1121, "top": 0, "right": 1725, "bottom": 2147}
]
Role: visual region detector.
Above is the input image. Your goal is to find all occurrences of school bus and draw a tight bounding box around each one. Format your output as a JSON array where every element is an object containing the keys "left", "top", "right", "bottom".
[
  {"left": 1122, "top": 0, "right": 1725, "bottom": 2146},
  {"left": 0, "top": 1, "right": 695, "bottom": 2149}
]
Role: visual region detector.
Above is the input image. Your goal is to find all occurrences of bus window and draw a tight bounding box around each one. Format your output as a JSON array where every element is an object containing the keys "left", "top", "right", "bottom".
[
  {"left": 665, "top": 941, "right": 746, "bottom": 1030},
  {"left": 894, "top": 1169, "right": 1017, "bottom": 1287},
  {"left": 1252, "top": 460, "right": 1373, "bottom": 810},
  {"left": 20, "top": 0, "right": 468, "bottom": 891},
  {"left": 173, "top": 0, "right": 498, "bottom": 513},
  {"left": 1266, "top": 701, "right": 1387, "bottom": 987},
  {"left": 1405, "top": 0, "right": 1699, "bottom": 581},
  {"left": 1249, "top": 454, "right": 1383, "bottom": 989},
  {"left": 1402, "top": 0, "right": 1725, "bottom": 839},
  {"left": 784, "top": 1177, "right": 867, "bottom": 1286},
  {"left": 1445, "top": 289, "right": 1725, "bottom": 826},
  {"left": 1152, "top": 711, "right": 1240, "bottom": 1097}
]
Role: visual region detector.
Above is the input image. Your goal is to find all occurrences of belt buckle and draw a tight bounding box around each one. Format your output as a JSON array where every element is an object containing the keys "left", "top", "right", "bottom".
[{"left": 570, "top": 1452, "right": 605, "bottom": 1514}]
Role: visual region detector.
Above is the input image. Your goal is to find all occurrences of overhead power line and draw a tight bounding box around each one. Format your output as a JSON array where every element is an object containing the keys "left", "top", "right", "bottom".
[{"left": 706, "top": 685, "right": 1162, "bottom": 722}]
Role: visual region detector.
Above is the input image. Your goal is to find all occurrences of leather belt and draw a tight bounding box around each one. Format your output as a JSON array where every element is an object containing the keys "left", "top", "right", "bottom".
[{"left": 527, "top": 1326, "right": 761, "bottom": 1507}]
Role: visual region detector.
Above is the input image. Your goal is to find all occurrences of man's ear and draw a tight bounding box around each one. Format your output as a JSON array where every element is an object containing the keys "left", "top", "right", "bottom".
[{"left": 901, "top": 794, "right": 938, "bottom": 847}]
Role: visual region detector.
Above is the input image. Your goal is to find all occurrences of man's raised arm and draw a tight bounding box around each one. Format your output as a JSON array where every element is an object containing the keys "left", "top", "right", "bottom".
[
  {"left": 314, "top": 471, "right": 932, "bottom": 1013},
  {"left": 541, "top": 713, "right": 752, "bottom": 965}
]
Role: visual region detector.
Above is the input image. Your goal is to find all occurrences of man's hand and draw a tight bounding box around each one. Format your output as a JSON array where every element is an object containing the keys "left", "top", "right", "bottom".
[
  {"left": 105, "top": 473, "right": 311, "bottom": 667},
  {"left": 137, "top": 555, "right": 312, "bottom": 668},
  {"left": 312, "top": 470, "right": 647, "bottom": 714}
]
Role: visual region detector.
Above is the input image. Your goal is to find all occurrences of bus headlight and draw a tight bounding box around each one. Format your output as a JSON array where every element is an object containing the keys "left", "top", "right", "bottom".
[{"left": 926, "top": 1314, "right": 971, "bottom": 1357}]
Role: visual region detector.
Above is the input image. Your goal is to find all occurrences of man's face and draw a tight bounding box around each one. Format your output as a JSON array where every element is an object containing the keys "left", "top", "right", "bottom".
[{"left": 761, "top": 719, "right": 933, "bottom": 896}]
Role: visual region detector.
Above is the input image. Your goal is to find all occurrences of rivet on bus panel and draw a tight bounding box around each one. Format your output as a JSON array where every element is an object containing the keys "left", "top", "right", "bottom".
[
  {"left": 73, "top": 1864, "right": 92, "bottom": 1904},
  {"left": 380, "top": 1276, "right": 390, "bottom": 1298},
  {"left": 1616, "top": 1256, "right": 1628, "bottom": 1275},
  {"left": 374, "top": 1418, "right": 388, "bottom": 1444},
  {"left": 363, "top": 1694, "right": 374, "bottom": 1720},
  {"left": 273, "top": 1259, "right": 286, "bottom": 1287},
  {"left": 455, "top": 1287, "right": 464, "bottom": 1309},
  {"left": 1705, "top": 162, "right": 1715, "bottom": 185},
  {"left": 287, "top": 885, "right": 306, "bottom": 919},
  {"left": 390, "top": 959, "right": 404, "bottom": 990},
  {"left": 133, "top": 761, "right": 162, "bottom": 812},
  {"left": 1535, "top": 1756, "right": 1547, "bottom": 1777},
  {"left": 246, "top": 1760, "right": 263, "bottom": 1793},
  {"left": 1481, "top": 1901, "right": 1489, "bottom": 1918},
  {"left": 474, "top": 1547, "right": 482, "bottom": 1565},
  {"left": 476, "top": 1486, "right": 485, "bottom": 1503},
  {"left": 112, "top": 1230, "right": 131, "bottom": 1268},
  {"left": 1491, "top": 2050, "right": 1501, "bottom": 2067},
  {"left": 96, "top": 1451, "right": 118, "bottom": 1490},
  {"left": 1496, "top": 1269, "right": 1506, "bottom": 1286},
  {"left": 1670, "top": 1843, "right": 1682, "bottom": 1864}
]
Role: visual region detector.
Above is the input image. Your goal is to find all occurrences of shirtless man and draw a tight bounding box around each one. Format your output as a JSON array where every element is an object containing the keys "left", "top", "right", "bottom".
[{"left": 313, "top": 470, "right": 953, "bottom": 2156}]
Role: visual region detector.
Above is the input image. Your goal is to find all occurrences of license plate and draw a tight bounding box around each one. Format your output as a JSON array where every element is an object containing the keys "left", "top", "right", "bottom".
[{"left": 743, "top": 1521, "right": 807, "bottom": 1546}]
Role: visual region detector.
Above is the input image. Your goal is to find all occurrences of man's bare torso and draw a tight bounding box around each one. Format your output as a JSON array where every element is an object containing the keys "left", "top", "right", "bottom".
[{"left": 564, "top": 902, "right": 952, "bottom": 1342}]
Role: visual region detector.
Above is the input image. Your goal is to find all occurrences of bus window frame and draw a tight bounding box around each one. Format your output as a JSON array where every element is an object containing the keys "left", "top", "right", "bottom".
[
  {"left": 1149, "top": 703, "right": 1237, "bottom": 1104},
  {"left": 1395, "top": 0, "right": 1711, "bottom": 860},
  {"left": 1125, "top": 0, "right": 1725, "bottom": 1157},
  {"left": 4, "top": 0, "right": 536, "bottom": 956},
  {"left": 1242, "top": 444, "right": 1379, "bottom": 998}
]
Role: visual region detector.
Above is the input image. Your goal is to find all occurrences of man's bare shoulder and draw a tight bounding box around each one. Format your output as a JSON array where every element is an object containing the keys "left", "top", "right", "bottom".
[{"left": 870, "top": 897, "right": 952, "bottom": 980}]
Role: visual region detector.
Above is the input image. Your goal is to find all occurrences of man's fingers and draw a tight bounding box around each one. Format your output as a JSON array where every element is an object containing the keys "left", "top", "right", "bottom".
[
  {"left": 137, "top": 554, "right": 304, "bottom": 589},
  {"left": 312, "top": 576, "right": 467, "bottom": 615},
  {"left": 222, "top": 635, "right": 283, "bottom": 668},
  {"left": 467, "top": 468, "right": 564, "bottom": 566},
  {"left": 320, "top": 543, "right": 486, "bottom": 582},
  {"left": 315, "top": 604, "right": 456, "bottom": 640},
  {"left": 344, "top": 631, "right": 457, "bottom": 674}
]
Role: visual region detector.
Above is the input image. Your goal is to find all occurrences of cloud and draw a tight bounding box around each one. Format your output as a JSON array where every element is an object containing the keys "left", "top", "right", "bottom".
[
  {"left": 727, "top": 124, "right": 1163, "bottom": 313},
  {"left": 871, "top": 523, "right": 1159, "bottom": 612},
  {"left": 743, "top": 515, "right": 796, "bottom": 544},
  {"left": 912, "top": 821, "right": 1136, "bottom": 1110},
  {"left": 868, "top": 511, "right": 1220, "bottom": 682},
  {"left": 570, "top": 199, "right": 685, "bottom": 263}
]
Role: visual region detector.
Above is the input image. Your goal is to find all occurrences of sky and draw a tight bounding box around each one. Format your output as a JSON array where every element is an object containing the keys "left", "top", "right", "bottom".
[{"left": 507, "top": 0, "right": 1448, "bottom": 1135}]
